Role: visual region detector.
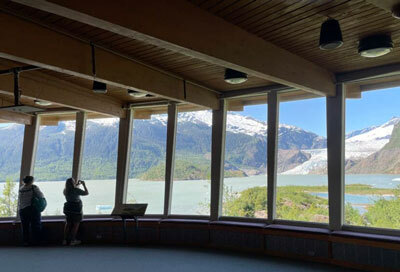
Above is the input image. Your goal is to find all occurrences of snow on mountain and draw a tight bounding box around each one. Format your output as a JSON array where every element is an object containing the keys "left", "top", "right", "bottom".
[
  {"left": 154, "top": 110, "right": 309, "bottom": 137},
  {"left": 178, "top": 111, "right": 213, "bottom": 126},
  {"left": 64, "top": 121, "right": 77, "bottom": 131},
  {"left": 283, "top": 149, "right": 327, "bottom": 175},
  {"left": 34, "top": 112, "right": 398, "bottom": 176},
  {"left": 151, "top": 110, "right": 269, "bottom": 136},
  {"left": 283, "top": 117, "right": 400, "bottom": 174},
  {"left": 345, "top": 126, "right": 376, "bottom": 139},
  {"left": 225, "top": 113, "right": 268, "bottom": 136},
  {"left": 345, "top": 117, "right": 400, "bottom": 159},
  {"left": 0, "top": 123, "right": 20, "bottom": 130},
  {"left": 90, "top": 118, "right": 119, "bottom": 127}
]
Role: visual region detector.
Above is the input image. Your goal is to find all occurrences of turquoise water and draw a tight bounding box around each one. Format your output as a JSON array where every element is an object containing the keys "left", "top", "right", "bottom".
[
  {"left": 2, "top": 174, "right": 399, "bottom": 216},
  {"left": 312, "top": 192, "right": 395, "bottom": 214}
]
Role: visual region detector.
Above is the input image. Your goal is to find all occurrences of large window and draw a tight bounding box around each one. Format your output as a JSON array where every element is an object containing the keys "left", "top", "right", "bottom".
[
  {"left": 276, "top": 97, "right": 328, "bottom": 223},
  {"left": 222, "top": 98, "right": 268, "bottom": 218},
  {"left": 80, "top": 118, "right": 119, "bottom": 215},
  {"left": 126, "top": 110, "right": 168, "bottom": 214},
  {"left": 171, "top": 109, "right": 212, "bottom": 215},
  {"left": 0, "top": 123, "right": 25, "bottom": 217},
  {"left": 345, "top": 88, "right": 400, "bottom": 229},
  {"left": 34, "top": 116, "right": 76, "bottom": 216}
]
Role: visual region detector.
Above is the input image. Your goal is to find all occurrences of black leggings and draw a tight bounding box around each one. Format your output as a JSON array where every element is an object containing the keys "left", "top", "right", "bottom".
[{"left": 19, "top": 206, "right": 42, "bottom": 245}]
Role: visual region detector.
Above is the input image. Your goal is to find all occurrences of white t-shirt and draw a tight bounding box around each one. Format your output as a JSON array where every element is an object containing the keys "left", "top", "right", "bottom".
[{"left": 18, "top": 184, "right": 44, "bottom": 211}]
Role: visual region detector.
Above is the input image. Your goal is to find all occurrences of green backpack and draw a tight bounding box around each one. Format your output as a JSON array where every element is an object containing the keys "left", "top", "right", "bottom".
[{"left": 31, "top": 185, "right": 47, "bottom": 212}]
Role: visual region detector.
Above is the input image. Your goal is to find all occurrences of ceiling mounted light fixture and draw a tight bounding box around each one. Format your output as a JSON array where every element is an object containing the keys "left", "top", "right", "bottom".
[
  {"left": 358, "top": 34, "right": 393, "bottom": 58},
  {"left": 319, "top": 18, "right": 343, "bottom": 50},
  {"left": 92, "top": 80, "right": 107, "bottom": 93},
  {"left": 91, "top": 43, "right": 107, "bottom": 94},
  {"left": 224, "top": 68, "right": 248, "bottom": 84},
  {"left": 0, "top": 69, "right": 44, "bottom": 113},
  {"left": 128, "top": 89, "right": 147, "bottom": 98},
  {"left": 34, "top": 100, "right": 52, "bottom": 106},
  {"left": 392, "top": 4, "right": 400, "bottom": 19}
]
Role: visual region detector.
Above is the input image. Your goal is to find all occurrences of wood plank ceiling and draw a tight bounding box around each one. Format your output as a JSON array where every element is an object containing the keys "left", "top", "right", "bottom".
[
  {"left": 0, "top": 0, "right": 398, "bottom": 111},
  {"left": 0, "top": 1, "right": 272, "bottom": 94},
  {"left": 189, "top": 0, "right": 400, "bottom": 72}
]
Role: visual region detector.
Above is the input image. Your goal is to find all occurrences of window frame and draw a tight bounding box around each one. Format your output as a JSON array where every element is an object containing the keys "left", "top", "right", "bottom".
[{"left": 4, "top": 85, "right": 400, "bottom": 238}]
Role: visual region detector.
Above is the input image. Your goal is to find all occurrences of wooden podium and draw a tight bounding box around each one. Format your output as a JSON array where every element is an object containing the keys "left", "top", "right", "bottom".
[{"left": 112, "top": 204, "right": 148, "bottom": 243}]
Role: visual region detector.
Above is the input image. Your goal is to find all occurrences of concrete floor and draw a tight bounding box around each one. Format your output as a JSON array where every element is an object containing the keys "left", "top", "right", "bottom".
[{"left": 0, "top": 245, "right": 361, "bottom": 272}]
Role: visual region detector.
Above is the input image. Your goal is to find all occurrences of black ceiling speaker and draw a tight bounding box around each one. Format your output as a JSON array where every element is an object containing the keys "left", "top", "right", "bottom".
[
  {"left": 91, "top": 43, "right": 107, "bottom": 93},
  {"left": 358, "top": 34, "right": 393, "bottom": 58},
  {"left": 224, "top": 68, "right": 248, "bottom": 84},
  {"left": 92, "top": 81, "right": 107, "bottom": 94},
  {"left": 392, "top": 3, "right": 400, "bottom": 19},
  {"left": 319, "top": 19, "right": 343, "bottom": 50}
]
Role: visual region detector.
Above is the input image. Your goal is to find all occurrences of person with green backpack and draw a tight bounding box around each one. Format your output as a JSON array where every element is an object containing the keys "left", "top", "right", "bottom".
[{"left": 18, "top": 176, "right": 46, "bottom": 246}]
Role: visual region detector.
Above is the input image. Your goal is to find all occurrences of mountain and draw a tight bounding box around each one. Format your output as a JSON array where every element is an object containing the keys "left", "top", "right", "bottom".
[
  {"left": 286, "top": 117, "right": 400, "bottom": 175},
  {"left": 346, "top": 121, "right": 400, "bottom": 174},
  {"left": 0, "top": 124, "right": 25, "bottom": 180},
  {"left": 4, "top": 111, "right": 398, "bottom": 181},
  {"left": 0, "top": 111, "right": 328, "bottom": 181},
  {"left": 345, "top": 117, "right": 399, "bottom": 159}
]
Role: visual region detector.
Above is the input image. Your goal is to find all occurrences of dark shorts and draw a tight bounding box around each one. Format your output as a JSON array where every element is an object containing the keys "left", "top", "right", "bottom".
[
  {"left": 65, "top": 213, "right": 83, "bottom": 223},
  {"left": 63, "top": 201, "right": 83, "bottom": 223}
]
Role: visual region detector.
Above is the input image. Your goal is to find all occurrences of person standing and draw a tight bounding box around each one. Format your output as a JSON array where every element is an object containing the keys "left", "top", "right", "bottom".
[
  {"left": 63, "top": 178, "right": 89, "bottom": 246},
  {"left": 18, "top": 176, "right": 44, "bottom": 246}
]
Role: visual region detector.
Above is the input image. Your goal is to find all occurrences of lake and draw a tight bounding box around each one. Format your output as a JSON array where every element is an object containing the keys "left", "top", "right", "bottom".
[{"left": 2, "top": 174, "right": 400, "bottom": 216}]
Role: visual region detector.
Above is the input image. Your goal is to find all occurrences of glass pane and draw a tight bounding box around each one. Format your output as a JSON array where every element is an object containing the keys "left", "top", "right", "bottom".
[
  {"left": 276, "top": 97, "right": 328, "bottom": 223},
  {"left": 171, "top": 110, "right": 212, "bottom": 215},
  {"left": 222, "top": 102, "right": 268, "bottom": 218},
  {"left": 345, "top": 88, "right": 400, "bottom": 229},
  {"left": 80, "top": 118, "right": 119, "bottom": 215},
  {"left": 126, "top": 112, "right": 167, "bottom": 214},
  {"left": 34, "top": 119, "right": 76, "bottom": 216},
  {"left": 0, "top": 123, "right": 25, "bottom": 217}
]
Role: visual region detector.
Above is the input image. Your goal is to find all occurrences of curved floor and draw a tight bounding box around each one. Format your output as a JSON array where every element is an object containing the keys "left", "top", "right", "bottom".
[{"left": 0, "top": 246, "right": 360, "bottom": 272}]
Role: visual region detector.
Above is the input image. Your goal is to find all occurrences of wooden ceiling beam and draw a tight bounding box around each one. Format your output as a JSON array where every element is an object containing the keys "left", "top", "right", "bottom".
[
  {"left": 0, "top": 110, "right": 32, "bottom": 125},
  {"left": 0, "top": 71, "right": 126, "bottom": 118},
  {"left": 336, "top": 63, "right": 400, "bottom": 83},
  {"left": 220, "top": 84, "right": 294, "bottom": 99},
  {"left": 0, "top": 12, "right": 219, "bottom": 110},
  {"left": 11, "top": 0, "right": 336, "bottom": 96},
  {"left": 365, "top": 0, "right": 400, "bottom": 13}
]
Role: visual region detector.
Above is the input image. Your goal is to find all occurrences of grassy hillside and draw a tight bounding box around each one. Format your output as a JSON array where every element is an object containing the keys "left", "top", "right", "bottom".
[{"left": 223, "top": 185, "right": 399, "bottom": 227}]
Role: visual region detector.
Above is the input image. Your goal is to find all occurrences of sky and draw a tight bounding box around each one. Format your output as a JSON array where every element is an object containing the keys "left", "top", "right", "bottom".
[
  {"left": 1, "top": 87, "right": 399, "bottom": 136},
  {"left": 237, "top": 87, "right": 400, "bottom": 137}
]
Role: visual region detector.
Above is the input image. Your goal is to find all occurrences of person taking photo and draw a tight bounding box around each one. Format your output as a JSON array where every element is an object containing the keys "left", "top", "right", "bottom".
[{"left": 63, "top": 177, "right": 89, "bottom": 246}]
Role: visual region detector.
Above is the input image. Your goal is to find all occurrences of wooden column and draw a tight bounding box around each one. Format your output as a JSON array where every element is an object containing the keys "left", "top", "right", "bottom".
[
  {"left": 327, "top": 84, "right": 346, "bottom": 230},
  {"left": 72, "top": 111, "right": 87, "bottom": 181},
  {"left": 210, "top": 100, "right": 227, "bottom": 221},
  {"left": 114, "top": 109, "right": 133, "bottom": 208},
  {"left": 163, "top": 102, "right": 178, "bottom": 216},
  {"left": 19, "top": 115, "right": 40, "bottom": 185},
  {"left": 267, "top": 91, "right": 279, "bottom": 222}
]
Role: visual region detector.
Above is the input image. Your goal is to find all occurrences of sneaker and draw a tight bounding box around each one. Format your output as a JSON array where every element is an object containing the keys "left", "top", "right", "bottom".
[{"left": 69, "top": 240, "right": 81, "bottom": 246}]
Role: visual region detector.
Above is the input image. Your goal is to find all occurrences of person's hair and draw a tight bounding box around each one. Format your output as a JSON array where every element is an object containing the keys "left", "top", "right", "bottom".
[
  {"left": 64, "top": 178, "right": 75, "bottom": 195},
  {"left": 23, "top": 176, "right": 34, "bottom": 184}
]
